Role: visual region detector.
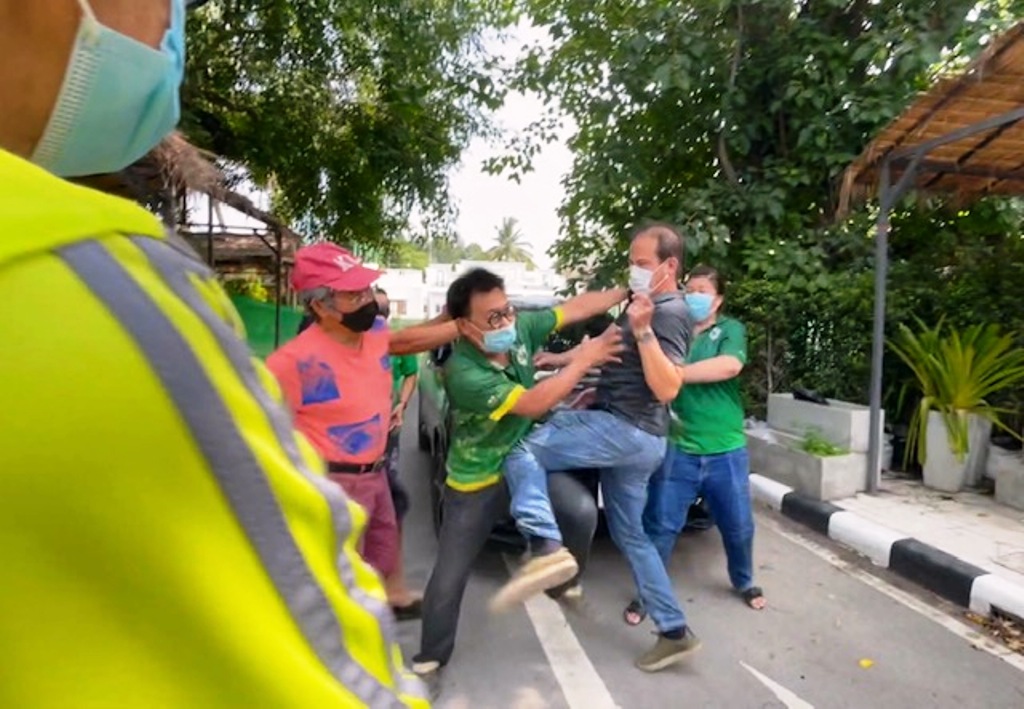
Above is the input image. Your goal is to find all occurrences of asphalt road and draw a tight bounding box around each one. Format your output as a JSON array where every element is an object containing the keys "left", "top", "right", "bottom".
[{"left": 392, "top": 401, "right": 1024, "bottom": 709}]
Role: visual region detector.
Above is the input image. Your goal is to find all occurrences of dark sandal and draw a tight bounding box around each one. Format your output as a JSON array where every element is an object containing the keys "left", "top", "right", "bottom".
[
  {"left": 622, "top": 599, "right": 647, "bottom": 626},
  {"left": 392, "top": 599, "right": 423, "bottom": 621},
  {"left": 740, "top": 586, "right": 766, "bottom": 609}
]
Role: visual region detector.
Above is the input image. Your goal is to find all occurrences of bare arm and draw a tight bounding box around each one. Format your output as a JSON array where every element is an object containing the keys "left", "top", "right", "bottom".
[
  {"left": 636, "top": 330, "right": 685, "bottom": 403},
  {"left": 627, "top": 294, "right": 685, "bottom": 404},
  {"left": 388, "top": 321, "right": 458, "bottom": 355},
  {"left": 681, "top": 355, "right": 743, "bottom": 384},
  {"left": 397, "top": 373, "right": 418, "bottom": 409},
  {"left": 558, "top": 287, "right": 628, "bottom": 326},
  {"left": 509, "top": 358, "right": 595, "bottom": 419},
  {"left": 512, "top": 325, "right": 623, "bottom": 418},
  {"left": 533, "top": 344, "right": 580, "bottom": 370}
]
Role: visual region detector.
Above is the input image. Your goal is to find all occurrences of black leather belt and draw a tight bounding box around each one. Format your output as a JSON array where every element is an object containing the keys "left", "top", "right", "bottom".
[{"left": 327, "top": 460, "right": 384, "bottom": 475}]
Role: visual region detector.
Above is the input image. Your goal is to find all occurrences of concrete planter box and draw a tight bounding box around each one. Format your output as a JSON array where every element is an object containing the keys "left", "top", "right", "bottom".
[
  {"left": 922, "top": 412, "right": 992, "bottom": 492},
  {"left": 766, "top": 393, "right": 882, "bottom": 454},
  {"left": 746, "top": 429, "right": 866, "bottom": 501},
  {"left": 990, "top": 445, "right": 1024, "bottom": 512}
]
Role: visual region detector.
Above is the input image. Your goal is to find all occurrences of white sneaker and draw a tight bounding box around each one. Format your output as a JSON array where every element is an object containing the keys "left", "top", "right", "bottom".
[
  {"left": 411, "top": 660, "right": 440, "bottom": 675},
  {"left": 489, "top": 547, "right": 579, "bottom": 613}
]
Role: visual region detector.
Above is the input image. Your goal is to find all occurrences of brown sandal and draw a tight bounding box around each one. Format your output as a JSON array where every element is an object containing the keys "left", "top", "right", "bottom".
[
  {"left": 741, "top": 586, "right": 766, "bottom": 610},
  {"left": 623, "top": 599, "right": 647, "bottom": 626}
]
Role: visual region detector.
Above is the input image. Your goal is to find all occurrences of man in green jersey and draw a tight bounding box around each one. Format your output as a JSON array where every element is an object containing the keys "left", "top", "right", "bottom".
[{"left": 412, "top": 267, "right": 626, "bottom": 687}]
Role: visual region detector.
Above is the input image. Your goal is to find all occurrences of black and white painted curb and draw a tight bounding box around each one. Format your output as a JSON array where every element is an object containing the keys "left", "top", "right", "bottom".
[{"left": 750, "top": 473, "right": 1024, "bottom": 621}]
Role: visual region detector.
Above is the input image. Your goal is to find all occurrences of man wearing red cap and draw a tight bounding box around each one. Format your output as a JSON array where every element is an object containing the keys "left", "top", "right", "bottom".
[{"left": 268, "top": 242, "right": 457, "bottom": 610}]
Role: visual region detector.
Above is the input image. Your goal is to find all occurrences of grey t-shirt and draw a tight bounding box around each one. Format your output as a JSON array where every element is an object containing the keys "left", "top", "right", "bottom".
[{"left": 594, "top": 291, "right": 692, "bottom": 436}]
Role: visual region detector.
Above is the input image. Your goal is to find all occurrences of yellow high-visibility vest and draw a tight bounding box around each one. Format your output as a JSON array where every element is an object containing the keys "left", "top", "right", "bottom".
[{"left": 0, "top": 150, "right": 428, "bottom": 709}]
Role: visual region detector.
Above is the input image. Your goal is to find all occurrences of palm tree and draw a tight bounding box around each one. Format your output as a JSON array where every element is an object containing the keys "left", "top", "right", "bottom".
[{"left": 487, "top": 217, "right": 534, "bottom": 266}]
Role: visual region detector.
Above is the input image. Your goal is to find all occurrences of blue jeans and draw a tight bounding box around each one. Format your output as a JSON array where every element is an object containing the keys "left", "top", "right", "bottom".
[
  {"left": 504, "top": 409, "right": 686, "bottom": 632},
  {"left": 643, "top": 446, "right": 755, "bottom": 592}
]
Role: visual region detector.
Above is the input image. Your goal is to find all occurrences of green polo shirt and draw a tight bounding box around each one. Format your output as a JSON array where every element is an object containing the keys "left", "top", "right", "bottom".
[
  {"left": 670, "top": 316, "right": 747, "bottom": 455},
  {"left": 443, "top": 308, "right": 564, "bottom": 491},
  {"left": 391, "top": 353, "right": 419, "bottom": 404}
]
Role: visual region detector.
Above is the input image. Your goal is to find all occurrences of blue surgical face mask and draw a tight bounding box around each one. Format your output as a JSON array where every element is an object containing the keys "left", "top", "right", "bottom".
[
  {"left": 482, "top": 323, "right": 517, "bottom": 354},
  {"left": 685, "top": 292, "right": 715, "bottom": 322},
  {"left": 31, "top": 0, "right": 186, "bottom": 177}
]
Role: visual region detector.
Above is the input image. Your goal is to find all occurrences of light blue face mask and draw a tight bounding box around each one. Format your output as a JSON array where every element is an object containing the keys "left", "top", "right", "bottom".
[
  {"left": 31, "top": 0, "right": 186, "bottom": 177},
  {"left": 483, "top": 323, "right": 517, "bottom": 354},
  {"left": 685, "top": 292, "right": 715, "bottom": 322}
]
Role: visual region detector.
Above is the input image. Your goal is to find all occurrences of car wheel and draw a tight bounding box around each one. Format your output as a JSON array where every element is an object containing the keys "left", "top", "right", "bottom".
[
  {"left": 429, "top": 435, "right": 447, "bottom": 537},
  {"left": 417, "top": 400, "right": 431, "bottom": 452}
]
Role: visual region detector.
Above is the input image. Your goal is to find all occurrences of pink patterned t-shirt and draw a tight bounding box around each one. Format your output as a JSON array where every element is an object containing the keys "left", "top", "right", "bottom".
[{"left": 267, "top": 318, "right": 392, "bottom": 465}]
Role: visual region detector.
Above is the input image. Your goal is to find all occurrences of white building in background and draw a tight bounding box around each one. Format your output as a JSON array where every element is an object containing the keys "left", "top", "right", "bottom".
[
  {"left": 373, "top": 268, "right": 426, "bottom": 320},
  {"left": 371, "top": 260, "right": 567, "bottom": 321}
]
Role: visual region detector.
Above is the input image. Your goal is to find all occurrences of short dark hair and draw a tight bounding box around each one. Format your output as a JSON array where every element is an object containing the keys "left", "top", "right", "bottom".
[
  {"left": 630, "top": 221, "right": 685, "bottom": 276},
  {"left": 447, "top": 268, "right": 506, "bottom": 319},
  {"left": 686, "top": 264, "right": 725, "bottom": 295}
]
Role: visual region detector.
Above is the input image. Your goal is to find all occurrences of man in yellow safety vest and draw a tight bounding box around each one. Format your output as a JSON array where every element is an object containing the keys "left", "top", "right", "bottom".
[{"left": 0, "top": 1, "right": 443, "bottom": 706}]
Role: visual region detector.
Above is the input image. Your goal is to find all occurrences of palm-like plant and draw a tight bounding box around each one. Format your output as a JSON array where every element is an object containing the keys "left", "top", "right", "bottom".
[
  {"left": 487, "top": 217, "right": 534, "bottom": 265},
  {"left": 889, "top": 318, "right": 1024, "bottom": 467}
]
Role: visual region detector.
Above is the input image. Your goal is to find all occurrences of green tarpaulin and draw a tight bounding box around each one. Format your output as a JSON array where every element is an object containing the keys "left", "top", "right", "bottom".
[{"left": 229, "top": 295, "right": 304, "bottom": 358}]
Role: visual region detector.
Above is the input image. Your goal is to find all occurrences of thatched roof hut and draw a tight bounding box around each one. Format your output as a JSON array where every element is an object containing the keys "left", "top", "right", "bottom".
[
  {"left": 71, "top": 132, "right": 301, "bottom": 295},
  {"left": 839, "top": 22, "right": 1024, "bottom": 214}
]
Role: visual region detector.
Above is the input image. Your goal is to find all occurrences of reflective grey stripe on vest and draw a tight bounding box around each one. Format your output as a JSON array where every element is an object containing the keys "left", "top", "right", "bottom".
[
  {"left": 59, "top": 241, "right": 412, "bottom": 708},
  {"left": 131, "top": 237, "right": 425, "bottom": 699},
  {"left": 129, "top": 238, "right": 424, "bottom": 700}
]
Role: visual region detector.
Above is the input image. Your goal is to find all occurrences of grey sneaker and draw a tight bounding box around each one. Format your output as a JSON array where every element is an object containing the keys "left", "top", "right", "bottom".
[
  {"left": 411, "top": 660, "right": 442, "bottom": 701},
  {"left": 489, "top": 546, "right": 579, "bottom": 613},
  {"left": 635, "top": 628, "right": 702, "bottom": 672}
]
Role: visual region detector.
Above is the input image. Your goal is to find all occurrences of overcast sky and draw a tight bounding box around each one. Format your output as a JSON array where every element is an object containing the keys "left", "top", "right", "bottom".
[
  {"left": 195, "top": 23, "right": 573, "bottom": 270},
  {"left": 446, "top": 22, "right": 572, "bottom": 270}
]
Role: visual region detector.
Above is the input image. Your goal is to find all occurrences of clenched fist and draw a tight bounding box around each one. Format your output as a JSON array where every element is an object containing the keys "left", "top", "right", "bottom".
[{"left": 626, "top": 293, "right": 654, "bottom": 332}]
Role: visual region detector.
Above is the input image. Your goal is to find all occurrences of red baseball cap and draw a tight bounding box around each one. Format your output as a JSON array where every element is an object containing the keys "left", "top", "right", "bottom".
[{"left": 291, "top": 242, "right": 382, "bottom": 292}]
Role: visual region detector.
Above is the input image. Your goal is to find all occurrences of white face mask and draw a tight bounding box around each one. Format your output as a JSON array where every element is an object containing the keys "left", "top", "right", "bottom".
[{"left": 629, "top": 264, "right": 668, "bottom": 295}]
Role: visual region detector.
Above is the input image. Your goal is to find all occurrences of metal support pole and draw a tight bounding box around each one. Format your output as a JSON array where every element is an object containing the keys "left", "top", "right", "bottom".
[
  {"left": 274, "top": 228, "right": 283, "bottom": 349},
  {"left": 206, "top": 196, "right": 214, "bottom": 267},
  {"left": 866, "top": 163, "right": 892, "bottom": 493},
  {"left": 866, "top": 153, "right": 926, "bottom": 493},
  {"left": 162, "top": 182, "right": 177, "bottom": 229}
]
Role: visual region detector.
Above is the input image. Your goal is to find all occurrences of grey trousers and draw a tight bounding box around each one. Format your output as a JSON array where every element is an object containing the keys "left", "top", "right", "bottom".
[{"left": 414, "top": 473, "right": 599, "bottom": 667}]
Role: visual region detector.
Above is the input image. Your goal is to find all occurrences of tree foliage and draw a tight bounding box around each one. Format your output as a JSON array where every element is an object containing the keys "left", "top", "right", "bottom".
[
  {"left": 510, "top": 0, "right": 1022, "bottom": 276},
  {"left": 501, "top": 0, "right": 1024, "bottom": 423},
  {"left": 183, "top": 0, "right": 514, "bottom": 248},
  {"left": 488, "top": 216, "right": 534, "bottom": 264}
]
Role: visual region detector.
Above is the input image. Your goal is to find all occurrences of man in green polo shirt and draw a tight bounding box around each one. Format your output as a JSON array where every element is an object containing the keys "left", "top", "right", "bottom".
[{"left": 412, "top": 268, "right": 626, "bottom": 685}]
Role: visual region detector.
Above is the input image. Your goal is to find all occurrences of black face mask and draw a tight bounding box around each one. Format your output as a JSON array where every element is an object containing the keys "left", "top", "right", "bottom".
[
  {"left": 341, "top": 300, "right": 380, "bottom": 332},
  {"left": 379, "top": 306, "right": 391, "bottom": 320}
]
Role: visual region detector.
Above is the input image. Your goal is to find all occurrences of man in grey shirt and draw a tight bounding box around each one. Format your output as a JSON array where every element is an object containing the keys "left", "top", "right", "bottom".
[
  {"left": 499, "top": 223, "right": 698, "bottom": 672},
  {"left": 594, "top": 287, "right": 690, "bottom": 435}
]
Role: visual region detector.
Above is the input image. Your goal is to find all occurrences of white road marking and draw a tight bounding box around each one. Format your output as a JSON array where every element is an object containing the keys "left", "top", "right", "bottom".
[
  {"left": 759, "top": 514, "right": 1024, "bottom": 673},
  {"left": 503, "top": 555, "right": 621, "bottom": 709},
  {"left": 740, "top": 661, "right": 814, "bottom": 709}
]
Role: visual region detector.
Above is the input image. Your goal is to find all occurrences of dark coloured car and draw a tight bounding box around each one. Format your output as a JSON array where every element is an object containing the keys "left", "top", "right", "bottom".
[{"left": 416, "top": 299, "right": 711, "bottom": 546}]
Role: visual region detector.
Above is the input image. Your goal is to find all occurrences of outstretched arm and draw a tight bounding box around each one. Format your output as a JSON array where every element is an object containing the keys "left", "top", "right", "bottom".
[
  {"left": 388, "top": 311, "right": 458, "bottom": 355},
  {"left": 558, "top": 287, "right": 628, "bottom": 327}
]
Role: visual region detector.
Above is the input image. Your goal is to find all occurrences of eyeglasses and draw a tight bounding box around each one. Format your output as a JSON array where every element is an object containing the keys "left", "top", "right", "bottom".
[
  {"left": 332, "top": 288, "right": 373, "bottom": 308},
  {"left": 484, "top": 304, "right": 516, "bottom": 330}
]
